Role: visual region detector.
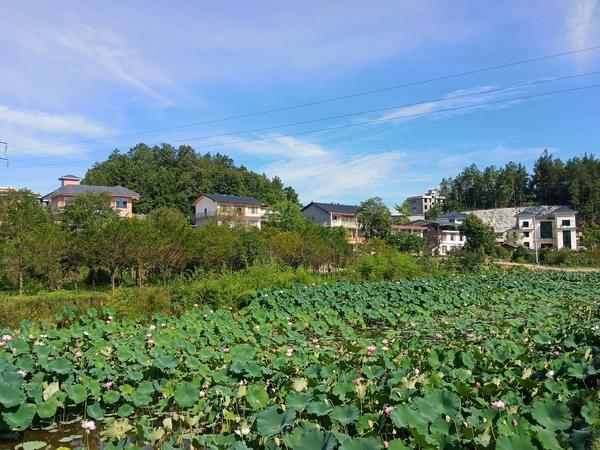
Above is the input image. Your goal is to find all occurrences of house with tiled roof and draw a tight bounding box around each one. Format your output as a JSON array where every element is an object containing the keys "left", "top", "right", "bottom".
[
  {"left": 43, "top": 175, "right": 140, "bottom": 217},
  {"left": 301, "top": 201, "right": 363, "bottom": 243},
  {"left": 192, "top": 193, "right": 267, "bottom": 228},
  {"left": 512, "top": 206, "right": 578, "bottom": 250}
]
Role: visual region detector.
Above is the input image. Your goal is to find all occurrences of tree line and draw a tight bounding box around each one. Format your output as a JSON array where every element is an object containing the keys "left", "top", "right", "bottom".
[
  {"left": 0, "top": 192, "right": 349, "bottom": 295},
  {"left": 83, "top": 143, "right": 298, "bottom": 219},
  {"left": 439, "top": 150, "right": 600, "bottom": 224}
]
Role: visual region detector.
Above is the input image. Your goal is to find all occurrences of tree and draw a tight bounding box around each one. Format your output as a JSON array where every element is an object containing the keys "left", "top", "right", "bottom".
[
  {"left": 0, "top": 191, "right": 52, "bottom": 295},
  {"left": 356, "top": 197, "right": 392, "bottom": 239},
  {"left": 386, "top": 231, "right": 427, "bottom": 254},
  {"left": 83, "top": 143, "right": 297, "bottom": 219},
  {"left": 530, "top": 149, "right": 567, "bottom": 205},
  {"left": 459, "top": 214, "right": 497, "bottom": 255},
  {"left": 424, "top": 204, "right": 444, "bottom": 220},
  {"left": 25, "top": 222, "right": 68, "bottom": 290},
  {"left": 147, "top": 207, "right": 194, "bottom": 285},
  {"left": 393, "top": 200, "right": 411, "bottom": 225},
  {"left": 264, "top": 200, "right": 306, "bottom": 232}
]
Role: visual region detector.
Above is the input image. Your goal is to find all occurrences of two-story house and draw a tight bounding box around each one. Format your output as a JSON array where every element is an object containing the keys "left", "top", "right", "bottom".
[
  {"left": 43, "top": 175, "right": 140, "bottom": 217},
  {"left": 513, "top": 206, "right": 577, "bottom": 250},
  {"left": 411, "top": 211, "right": 467, "bottom": 255},
  {"left": 301, "top": 202, "right": 363, "bottom": 243},
  {"left": 192, "top": 194, "right": 266, "bottom": 228}
]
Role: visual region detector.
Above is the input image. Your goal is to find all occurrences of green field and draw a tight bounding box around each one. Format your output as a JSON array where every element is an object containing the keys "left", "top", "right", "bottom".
[{"left": 0, "top": 272, "right": 599, "bottom": 449}]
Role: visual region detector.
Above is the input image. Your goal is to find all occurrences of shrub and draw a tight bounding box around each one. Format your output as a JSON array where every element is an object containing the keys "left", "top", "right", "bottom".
[
  {"left": 511, "top": 246, "right": 536, "bottom": 264},
  {"left": 350, "top": 250, "right": 421, "bottom": 281}
]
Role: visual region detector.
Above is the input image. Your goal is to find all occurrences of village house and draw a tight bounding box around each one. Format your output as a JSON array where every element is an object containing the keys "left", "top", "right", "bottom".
[
  {"left": 512, "top": 206, "right": 578, "bottom": 250},
  {"left": 406, "top": 188, "right": 445, "bottom": 220},
  {"left": 302, "top": 202, "right": 363, "bottom": 243},
  {"left": 411, "top": 211, "right": 467, "bottom": 255},
  {"left": 192, "top": 193, "right": 267, "bottom": 228},
  {"left": 43, "top": 175, "right": 140, "bottom": 217}
]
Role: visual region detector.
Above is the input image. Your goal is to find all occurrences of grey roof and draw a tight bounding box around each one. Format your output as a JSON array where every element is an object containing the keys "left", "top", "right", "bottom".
[
  {"left": 44, "top": 184, "right": 140, "bottom": 200},
  {"left": 438, "top": 210, "right": 468, "bottom": 220},
  {"left": 302, "top": 202, "right": 358, "bottom": 215},
  {"left": 203, "top": 194, "right": 263, "bottom": 205},
  {"left": 551, "top": 206, "right": 577, "bottom": 215},
  {"left": 59, "top": 174, "right": 80, "bottom": 179}
]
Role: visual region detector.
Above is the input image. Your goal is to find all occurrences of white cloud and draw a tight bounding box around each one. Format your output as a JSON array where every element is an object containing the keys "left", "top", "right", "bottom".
[
  {"left": 0, "top": 105, "right": 108, "bottom": 157},
  {"left": 566, "top": 0, "right": 599, "bottom": 50}
]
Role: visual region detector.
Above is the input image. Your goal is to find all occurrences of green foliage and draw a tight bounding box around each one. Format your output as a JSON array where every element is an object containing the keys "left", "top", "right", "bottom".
[
  {"left": 350, "top": 248, "right": 421, "bottom": 281},
  {"left": 0, "top": 271, "right": 597, "bottom": 448},
  {"left": 356, "top": 197, "right": 392, "bottom": 239},
  {"left": 424, "top": 203, "right": 443, "bottom": 220},
  {"left": 386, "top": 231, "right": 427, "bottom": 254},
  {"left": 393, "top": 200, "right": 410, "bottom": 225},
  {"left": 459, "top": 214, "right": 497, "bottom": 254},
  {"left": 83, "top": 143, "right": 296, "bottom": 218},
  {"left": 264, "top": 200, "right": 306, "bottom": 232}
]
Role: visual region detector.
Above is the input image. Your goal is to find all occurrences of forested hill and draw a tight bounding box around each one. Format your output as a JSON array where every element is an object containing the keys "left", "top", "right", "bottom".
[
  {"left": 83, "top": 143, "right": 298, "bottom": 217},
  {"left": 440, "top": 150, "right": 600, "bottom": 224}
]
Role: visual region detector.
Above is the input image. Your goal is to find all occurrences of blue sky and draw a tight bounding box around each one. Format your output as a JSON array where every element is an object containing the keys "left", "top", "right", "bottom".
[{"left": 1, "top": 0, "right": 599, "bottom": 206}]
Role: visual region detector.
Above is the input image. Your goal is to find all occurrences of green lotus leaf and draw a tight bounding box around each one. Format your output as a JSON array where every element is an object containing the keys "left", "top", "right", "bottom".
[
  {"left": 174, "top": 381, "right": 198, "bottom": 408},
  {"left": 286, "top": 392, "right": 312, "bottom": 412},
  {"left": 0, "top": 382, "right": 26, "bottom": 407},
  {"left": 330, "top": 405, "right": 360, "bottom": 426},
  {"left": 339, "top": 437, "right": 382, "bottom": 450},
  {"left": 116, "top": 403, "right": 134, "bottom": 418},
  {"left": 245, "top": 385, "right": 269, "bottom": 410},
  {"left": 387, "top": 441, "right": 410, "bottom": 450},
  {"left": 390, "top": 405, "right": 428, "bottom": 430},
  {"left": 2, "top": 403, "right": 37, "bottom": 430},
  {"left": 307, "top": 401, "right": 333, "bottom": 416},
  {"left": 495, "top": 435, "right": 535, "bottom": 450},
  {"left": 292, "top": 429, "right": 336, "bottom": 450},
  {"left": 581, "top": 402, "right": 599, "bottom": 425},
  {"left": 36, "top": 399, "right": 58, "bottom": 419},
  {"left": 87, "top": 403, "right": 105, "bottom": 420},
  {"left": 15, "top": 441, "right": 47, "bottom": 450},
  {"left": 154, "top": 354, "right": 179, "bottom": 370},
  {"left": 65, "top": 384, "right": 87, "bottom": 404},
  {"left": 256, "top": 405, "right": 296, "bottom": 436},
  {"left": 531, "top": 399, "right": 572, "bottom": 431},
  {"left": 46, "top": 358, "right": 74, "bottom": 375},
  {"left": 103, "top": 390, "right": 121, "bottom": 404}
]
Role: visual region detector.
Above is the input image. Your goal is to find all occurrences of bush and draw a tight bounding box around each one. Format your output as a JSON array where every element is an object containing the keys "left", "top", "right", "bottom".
[
  {"left": 511, "top": 246, "right": 536, "bottom": 264},
  {"left": 386, "top": 231, "right": 427, "bottom": 254},
  {"left": 350, "top": 250, "right": 421, "bottom": 281},
  {"left": 446, "top": 248, "right": 486, "bottom": 273}
]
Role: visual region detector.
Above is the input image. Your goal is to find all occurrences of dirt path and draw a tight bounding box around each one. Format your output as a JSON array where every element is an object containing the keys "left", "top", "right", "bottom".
[{"left": 495, "top": 261, "right": 600, "bottom": 272}]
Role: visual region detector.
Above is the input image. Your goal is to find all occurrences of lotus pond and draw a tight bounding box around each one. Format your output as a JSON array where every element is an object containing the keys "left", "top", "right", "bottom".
[{"left": 0, "top": 272, "right": 599, "bottom": 450}]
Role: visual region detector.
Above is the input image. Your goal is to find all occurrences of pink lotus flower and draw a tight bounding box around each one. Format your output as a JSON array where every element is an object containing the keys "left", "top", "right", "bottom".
[
  {"left": 0, "top": 341, "right": 5, "bottom": 348},
  {"left": 384, "top": 406, "right": 395, "bottom": 416},
  {"left": 491, "top": 400, "right": 506, "bottom": 410},
  {"left": 434, "top": 332, "right": 443, "bottom": 340},
  {"left": 81, "top": 420, "right": 96, "bottom": 431},
  {"left": 147, "top": 339, "right": 154, "bottom": 346},
  {"left": 102, "top": 381, "right": 113, "bottom": 389},
  {"left": 222, "top": 347, "right": 230, "bottom": 353},
  {"left": 17, "top": 369, "right": 27, "bottom": 378},
  {"left": 2, "top": 335, "right": 13, "bottom": 342},
  {"left": 367, "top": 345, "right": 377, "bottom": 356},
  {"left": 286, "top": 348, "right": 294, "bottom": 357},
  {"left": 353, "top": 377, "right": 364, "bottom": 385},
  {"left": 475, "top": 381, "right": 481, "bottom": 388},
  {"left": 146, "top": 333, "right": 153, "bottom": 338},
  {"left": 199, "top": 390, "right": 206, "bottom": 398},
  {"left": 512, "top": 419, "right": 518, "bottom": 426},
  {"left": 74, "top": 350, "right": 83, "bottom": 359},
  {"left": 271, "top": 348, "right": 277, "bottom": 353},
  {"left": 546, "top": 370, "right": 555, "bottom": 378},
  {"left": 149, "top": 325, "right": 156, "bottom": 331}
]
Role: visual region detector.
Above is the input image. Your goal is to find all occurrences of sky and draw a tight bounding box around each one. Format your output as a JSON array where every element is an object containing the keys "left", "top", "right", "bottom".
[{"left": 1, "top": 0, "right": 599, "bottom": 206}]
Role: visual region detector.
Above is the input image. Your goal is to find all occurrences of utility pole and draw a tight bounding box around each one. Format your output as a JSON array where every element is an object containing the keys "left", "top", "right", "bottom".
[{"left": 533, "top": 215, "right": 539, "bottom": 264}]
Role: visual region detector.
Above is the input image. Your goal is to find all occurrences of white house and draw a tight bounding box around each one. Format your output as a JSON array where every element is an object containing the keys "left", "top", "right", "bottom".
[
  {"left": 406, "top": 188, "right": 445, "bottom": 220},
  {"left": 192, "top": 194, "right": 266, "bottom": 228},
  {"left": 412, "top": 211, "right": 467, "bottom": 255},
  {"left": 302, "top": 202, "right": 363, "bottom": 243},
  {"left": 513, "top": 206, "right": 577, "bottom": 250}
]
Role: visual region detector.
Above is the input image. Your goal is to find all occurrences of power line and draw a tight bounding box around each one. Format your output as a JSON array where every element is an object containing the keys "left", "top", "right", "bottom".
[
  {"left": 10, "top": 81, "right": 600, "bottom": 171},
  {"left": 10, "top": 44, "right": 600, "bottom": 155},
  {"left": 13, "top": 69, "right": 600, "bottom": 164}
]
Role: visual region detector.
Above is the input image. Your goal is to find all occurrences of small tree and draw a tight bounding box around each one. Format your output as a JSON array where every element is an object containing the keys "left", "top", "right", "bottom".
[
  {"left": 459, "top": 214, "right": 497, "bottom": 254},
  {"left": 357, "top": 197, "right": 392, "bottom": 239},
  {"left": 386, "top": 231, "right": 427, "bottom": 254},
  {"left": 424, "top": 203, "right": 444, "bottom": 220},
  {"left": 264, "top": 200, "right": 306, "bottom": 232},
  {"left": 393, "top": 200, "right": 411, "bottom": 225}
]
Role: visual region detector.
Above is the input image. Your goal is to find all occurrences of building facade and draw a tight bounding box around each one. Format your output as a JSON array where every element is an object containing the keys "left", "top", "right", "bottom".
[
  {"left": 302, "top": 202, "right": 363, "bottom": 243},
  {"left": 406, "top": 188, "right": 445, "bottom": 218},
  {"left": 43, "top": 175, "right": 140, "bottom": 217},
  {"left": 513, "top": 206, "right": 577, "bottom": 250},
  {"left": 410, "top": 211, "right": 467, "bottom": 255},
  {"left": 192, "top": 194, "right": 266, "bottom": 228}
]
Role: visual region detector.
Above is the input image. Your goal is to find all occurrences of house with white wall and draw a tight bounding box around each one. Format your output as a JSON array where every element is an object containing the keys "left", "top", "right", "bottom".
[
  {"left": 513, "top": 206, "right": 577, "bottom": 250},
  {"left": 406, "top": 188, "right": 445, "bottom": 220},
  {"left": 192, "top": 194, "right": 266, "bottom": 228},
  {"left": 411, "top": 211, "right": 467, "bottom": 255},
  {"left": 302, "top": 202, "right": 363, "bottom": 243}
]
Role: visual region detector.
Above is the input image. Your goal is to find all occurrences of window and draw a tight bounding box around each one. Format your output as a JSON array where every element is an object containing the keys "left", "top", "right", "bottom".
[
  {"left": 523, "top": 242, "right": 530, "bottom": 248},
  {"left": 522, "top": 221, "right": 529, "bottom": 228},
  {"left": 540, "top": 221, "right": 553, "bottom": 239},
  {"left": 204, "top": 208, "right": 208, "bottom": 217},
  {"left": 561, "top": 219, "right": 571, "bottom": 227},
  {"left": 249, "top": 207, "right": 258, "bottom": 214},
  {"left": 562, "top": 230, "right": 572, "bottom": 249},
  {"left": 115, "top": 199, "right": 128, "bottom": 209},
  {"left": 524, "top": 231, "right": 529, "bottom": 238},
  {"left": 332, "top": 215, "right": 338, "bottom": 221},
  {"left": 450, "top": 234, "right": 455, "bottom": 241}
]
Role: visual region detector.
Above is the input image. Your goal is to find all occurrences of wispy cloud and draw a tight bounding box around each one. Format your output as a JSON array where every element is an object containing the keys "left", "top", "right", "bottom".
[{"left": 566, "top": 0, "right": 599, "bottom": 51}]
